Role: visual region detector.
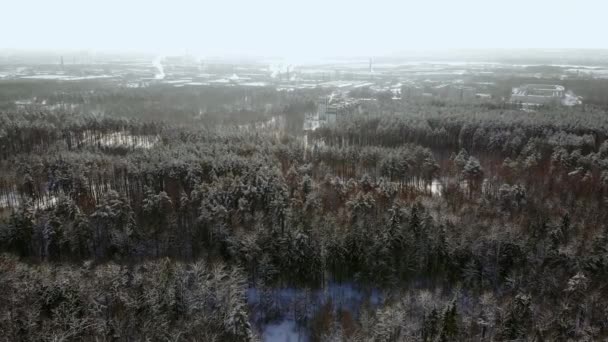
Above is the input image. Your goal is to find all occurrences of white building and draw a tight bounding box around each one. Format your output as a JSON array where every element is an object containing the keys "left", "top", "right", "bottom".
[{"left": 511, "top": 84, "right": 565, "bottom": 105}]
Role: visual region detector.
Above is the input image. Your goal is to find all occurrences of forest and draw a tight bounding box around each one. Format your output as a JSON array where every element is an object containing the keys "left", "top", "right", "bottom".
[{"left": 1, "top": 81, "right": 608, "bottom": 341}]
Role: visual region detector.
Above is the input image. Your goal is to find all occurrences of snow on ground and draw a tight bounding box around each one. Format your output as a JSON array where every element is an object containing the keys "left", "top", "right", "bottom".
[
  {"left": 240, "top": 82, "right": 269, "bottom": 87},
  {"left": 164, "top": 79, "right": 192, "bottom": 84},
  {"left": 0, "top": 192, "right": 18, "bottom": 210},
  {"left": 428, "top": 180, "right": 443, "bottom": 196},
  {"left": 0, "top": 192, "right": 59, "bottom": 211},
  {"left": 263, "top": 320, "right": 302, "bottom": 342},
  {"left": 248, "top": 282, "right": 383, "bottom": 341},
  {"left": 92, "top": 132, "right": 159, "bottom": 149},
  {"left": 20, "top": 75, "right": 115, "bottom": 81},
  {"left": 562, "top": 91, "right": 583, "bottom": 106}
]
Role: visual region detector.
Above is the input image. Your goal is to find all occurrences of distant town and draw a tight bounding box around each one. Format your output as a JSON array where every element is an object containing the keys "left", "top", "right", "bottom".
[{"left": 3, "top": 51, "right": 606, "bottom": 133}]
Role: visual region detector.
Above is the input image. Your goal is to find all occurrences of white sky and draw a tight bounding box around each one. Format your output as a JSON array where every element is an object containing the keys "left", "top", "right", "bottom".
[{"left": 2, "top": 0, "right": 606, "bottom": 59}]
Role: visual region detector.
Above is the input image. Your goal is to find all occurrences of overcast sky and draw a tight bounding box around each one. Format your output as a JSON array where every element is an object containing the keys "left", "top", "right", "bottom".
[{"left": 2, "top": 0, "right": 606, "bottom": 59}]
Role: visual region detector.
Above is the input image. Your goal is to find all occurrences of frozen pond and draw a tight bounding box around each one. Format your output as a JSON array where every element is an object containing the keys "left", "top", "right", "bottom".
[{"left": 248, "top": 282, "right": 382, "bottom": 341}]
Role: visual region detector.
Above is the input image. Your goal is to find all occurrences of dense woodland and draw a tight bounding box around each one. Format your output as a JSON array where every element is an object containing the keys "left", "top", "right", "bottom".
[{"left": 1, "top": 81, "right": 608, "bottom": 341}]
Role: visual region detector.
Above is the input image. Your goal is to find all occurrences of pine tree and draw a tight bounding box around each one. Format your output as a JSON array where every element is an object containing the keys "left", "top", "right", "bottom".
[
  {"left": 422, "top": 308, "right": 440, "bottom": 341},
  {"left": 439, "top": 302, "right": 458, "bottom": 342}
]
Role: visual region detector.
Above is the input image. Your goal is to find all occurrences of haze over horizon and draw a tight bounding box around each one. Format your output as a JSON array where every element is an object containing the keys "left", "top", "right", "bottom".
[{"left": 3, "top": 0, "right": 607, "bottom": 60}]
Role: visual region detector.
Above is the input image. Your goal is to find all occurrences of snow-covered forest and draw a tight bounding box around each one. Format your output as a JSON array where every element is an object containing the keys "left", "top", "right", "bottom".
[{"left": 2, "top": 82, "right": 608, "bottom": 341}]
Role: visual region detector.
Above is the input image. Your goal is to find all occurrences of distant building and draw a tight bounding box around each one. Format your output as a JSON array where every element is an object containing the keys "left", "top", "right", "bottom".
[
  {"left": 475, "top": 93, "right": 492, "bottom": 100},
  {"left": 510, "top": 84, "right": 565, "bottom": 105},
  {"left": 434, "top": 84, "right": 477, "bottom": 101},
  {"left": 433, "top": 84, "right": 450, "bottom": 98},
  {"left": 401, "top": 85, "right": 424, "bottom": 99},
  {"left": 304, "top": 94, "right": 359, "bottom": 131}
]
